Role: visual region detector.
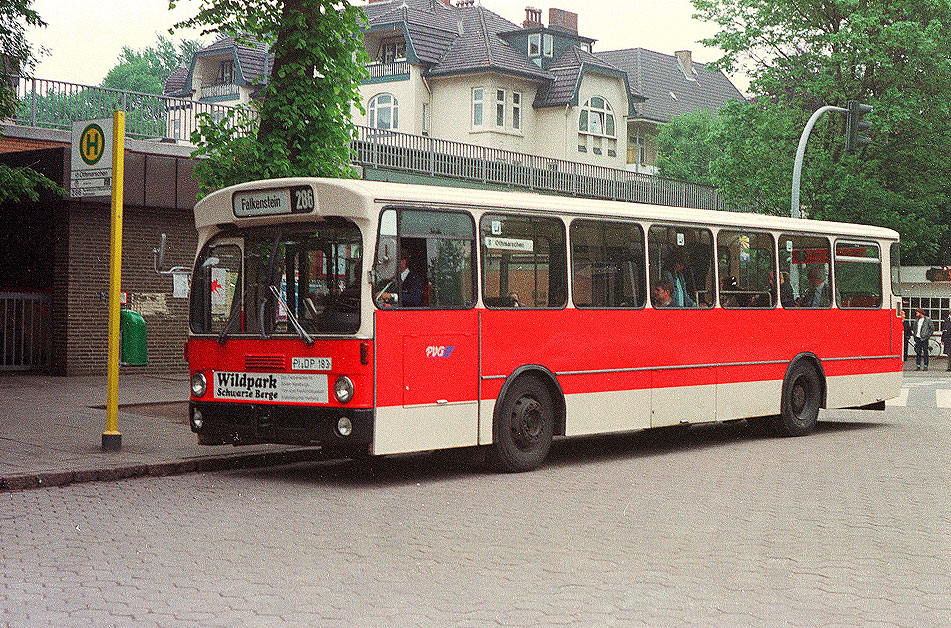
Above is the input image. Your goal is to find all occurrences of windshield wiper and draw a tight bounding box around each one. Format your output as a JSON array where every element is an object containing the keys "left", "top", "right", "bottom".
[
  {"left": 216, "top": 267, "right": 243, "bottom": 345},
  {"left": 269, "top": 285, "right": 313, "bottom": 345}
]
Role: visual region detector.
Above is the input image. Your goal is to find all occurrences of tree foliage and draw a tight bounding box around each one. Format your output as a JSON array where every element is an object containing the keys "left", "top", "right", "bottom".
[
  {"left": 100, "top": 35, "right": 203, "bottom": 95},
  {"left": 0, "top": 0, "right": 60, "bottom": 202},
  {"left": 170, "top": 0, "right": 369, "bottom": 196},
  {"left": 657, "top": 0, "right": 951, "bottom": 263}
]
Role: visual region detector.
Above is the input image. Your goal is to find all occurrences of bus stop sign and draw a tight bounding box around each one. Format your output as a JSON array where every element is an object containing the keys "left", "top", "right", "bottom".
[{"left": 70, "top": 118, "right": 114, "bottom": 198}]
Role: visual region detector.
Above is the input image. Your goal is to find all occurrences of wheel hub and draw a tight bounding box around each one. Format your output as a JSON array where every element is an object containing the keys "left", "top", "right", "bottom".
[{"left": 511, "top": 396, "right": 542, "bottom": 450}]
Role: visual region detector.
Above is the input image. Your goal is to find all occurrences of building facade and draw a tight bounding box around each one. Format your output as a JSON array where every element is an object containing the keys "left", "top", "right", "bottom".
[{"left": 165, "top": 1, "right": 744, "bottom": 175}]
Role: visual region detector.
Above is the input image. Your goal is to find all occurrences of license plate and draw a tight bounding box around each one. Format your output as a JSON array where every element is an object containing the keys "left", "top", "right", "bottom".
[{"left": 291, "top": 357, "right": 332, "bottom": 371}]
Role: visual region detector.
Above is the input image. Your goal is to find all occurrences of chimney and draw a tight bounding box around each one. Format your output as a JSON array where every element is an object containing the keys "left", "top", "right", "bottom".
[
  {"left": 548, "top": 8, "right": 578, "bottom": 33},
  {"left": 675, "top": 50, "right": 694, "bottom": 77},
  {"left": 523, "top": 6, "right": 542, "bottom": 28},
  {"left": 456, "top": 0, "right": 474, "bottom": 6}
]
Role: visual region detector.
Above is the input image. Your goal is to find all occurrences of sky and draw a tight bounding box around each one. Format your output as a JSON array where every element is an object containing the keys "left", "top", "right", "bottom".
[{"left": 26, "top": 0, "right": 745, "bottom": 90}]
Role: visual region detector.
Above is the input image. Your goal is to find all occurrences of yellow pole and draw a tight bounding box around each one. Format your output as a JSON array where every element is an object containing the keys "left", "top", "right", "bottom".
[{"left": 103, "top": 111, "right": 125, "bottom": 451}]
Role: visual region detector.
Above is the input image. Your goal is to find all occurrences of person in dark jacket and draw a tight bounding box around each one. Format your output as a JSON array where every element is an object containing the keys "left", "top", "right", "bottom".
[
  {"left": 378, "top": 255, "right": 423, "bottom": 307},
  {"left": 943, "top": 313, "right": 951, "bottom": 371},
  {"left": 913, "top": 308, "right": 935, "bottom": 371}
]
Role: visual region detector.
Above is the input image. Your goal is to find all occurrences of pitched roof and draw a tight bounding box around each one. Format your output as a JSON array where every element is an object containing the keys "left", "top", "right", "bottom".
[
  {"left": 596, "top": 47, "right": 744, "bottom": 123},
  {"left": 163, "top": 66, "right": 189, "bottom": 96},
  {"left": 365, "top": 0, "right": 552, "bottom": 80},
  {"left": 534, "top": 46, "right": 640, "bottom": 111}
]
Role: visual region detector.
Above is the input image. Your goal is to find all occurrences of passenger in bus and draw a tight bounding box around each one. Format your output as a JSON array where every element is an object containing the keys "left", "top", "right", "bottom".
[
  {"left": 798, "top": 266, "right": 831, "bottom": 308},
  {"left": 652, "top": 280, "right": 674, "bottom": 308},
  {"left": 779, "top": 271, "right": 795, "bottom": 308},
  {"left": 767, "top": 271, "right": 795, "bottom": 308},
  {"left": 509, "top": 292, "right": 522, "bottom": 307},
  {"left": 379, "top": 255, "right": 423, "bottom": 306},
  {"left": 662, "top": 250, "right": 696, "bottom": 307}
]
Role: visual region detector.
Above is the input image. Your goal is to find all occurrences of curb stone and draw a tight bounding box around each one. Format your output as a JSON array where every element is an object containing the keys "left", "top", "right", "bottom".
[{"left": 0, "top": 448, "right": 322, "bottom": 493}]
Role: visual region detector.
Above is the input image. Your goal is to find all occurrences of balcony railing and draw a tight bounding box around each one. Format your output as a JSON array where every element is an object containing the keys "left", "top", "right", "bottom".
[
  {"left": 199, "top": 82, "right": 240, "bottom": 100},
  {"left": 365, "top": 60, "right": 410, "bottom": 80},
  {"left": 7, "top": 76, "right": 726, "bottom": 210},
  {"left": 9, "top": 76, "right": 238, "bottom": 142},
  {"left": 351, "top": 126, "right": 726, "bottom": 211}
]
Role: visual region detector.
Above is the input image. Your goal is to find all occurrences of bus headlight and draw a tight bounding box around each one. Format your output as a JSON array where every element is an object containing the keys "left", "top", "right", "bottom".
[
  {"left": 337, "top": 417, "right": 353, "bottom": 437},
  {"left": 191, "top": 373, "right": 207, "bottom": 398},
  {"left": 191, "top": 408, "right": 204, "bottom": 430},
  {"left": 334, "top": 376, "right": 354, "bottom": 404}
]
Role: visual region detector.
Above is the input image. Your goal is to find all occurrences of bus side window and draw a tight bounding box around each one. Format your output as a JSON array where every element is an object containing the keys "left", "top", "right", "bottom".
[
  {"left": 380, "top": 209, "right": 476, "bottom": 309},
  {"left": 481, "top": 213, "right": 567, "bottom": 308},
  {"left": 835, "top": 241, "right": 882, "bottom": 309},
  {"left": 780, "top": 234, "right": 831, "bottom": 309},
  {"left": 716, "top": 230, "right": 776, "bottom": 308},
  {"left": 648, "top": 225, "right": 714, "bottom": 308},
  {"left": 570, "top": 219, "right": 645, "bottom": 308}
]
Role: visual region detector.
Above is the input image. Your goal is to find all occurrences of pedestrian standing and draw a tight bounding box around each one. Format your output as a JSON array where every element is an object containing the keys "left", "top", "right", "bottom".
[
  {"left": 942, "top": 313, "right": 951, "bottom": 371},
  {"left": 913, "top": 308, "right": 935, "bottom": 371}
]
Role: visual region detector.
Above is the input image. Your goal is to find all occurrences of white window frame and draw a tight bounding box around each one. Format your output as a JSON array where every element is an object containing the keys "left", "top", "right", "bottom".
[
  {"left": 528, "top": 33, "right": 541, "bottom": 58},
  {"left": 512, "top": 92, "right": 521, "bottom": 131},
  {"left": 496, "top": 89, "right": 506, "bottom": 128},
  {"left": 543, "top": 34, "right": 553, "bottom": 58},
  {"left": 579, "top": 96, "right": 616, "bottom": 138},
  {"left": 472, "top": 88, "right": 484, "bottom": 127},
  {"left": 369, "top": 93, "right": 399, "bottom": 130}
]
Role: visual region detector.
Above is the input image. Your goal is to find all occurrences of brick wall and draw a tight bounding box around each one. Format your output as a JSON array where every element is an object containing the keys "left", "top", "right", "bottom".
[{"left": 61, "top": 202, "right": 196, "bottom": 375}]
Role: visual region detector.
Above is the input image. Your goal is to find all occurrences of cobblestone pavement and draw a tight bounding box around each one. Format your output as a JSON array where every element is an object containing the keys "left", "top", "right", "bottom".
[{"left": 2, "top": 406, "right": 949, "bottom": 628}]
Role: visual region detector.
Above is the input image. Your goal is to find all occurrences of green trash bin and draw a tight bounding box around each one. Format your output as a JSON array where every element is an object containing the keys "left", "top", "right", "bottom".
[{"left": 119, "top": 309, "right": 147, "bottom": 366}]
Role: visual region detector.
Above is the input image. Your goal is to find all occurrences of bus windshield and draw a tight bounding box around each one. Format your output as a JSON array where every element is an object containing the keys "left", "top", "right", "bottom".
[{"left": 190, "top": 220, "right": 363, "bottom": 337}]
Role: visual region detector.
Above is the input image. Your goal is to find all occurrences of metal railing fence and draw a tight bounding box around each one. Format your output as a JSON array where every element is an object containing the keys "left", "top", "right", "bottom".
[
  {"left": 8, "top": 76, "right": 726, "bottom": 210},
  {"left": 351, "top": 126, "right": 726, "bottom": 211},
  {"left": 0, "top": 293, "right": 51, "bottom": 371},
  {"left": 10, "top": 76, "right": 237, "bottom": 142}
]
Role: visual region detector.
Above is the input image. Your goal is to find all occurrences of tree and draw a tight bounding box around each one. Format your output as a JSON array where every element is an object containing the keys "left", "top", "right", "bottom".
[
  {"left": 0, "top": 0, "right": 60, "bottom": 202},
  {"left": 660, "top": 0, "right": 951, "bottom": 263},
  {"left": 169, "top": 0, "right": 369, "bottom": 196},
  {"left": 100, "top": 35, "right": 203, "bottom": 95},
  {"left": 653, "top": 108, "right": 720, "bottom": 187}
]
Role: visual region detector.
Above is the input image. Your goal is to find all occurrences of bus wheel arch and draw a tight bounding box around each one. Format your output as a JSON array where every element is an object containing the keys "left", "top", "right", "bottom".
[
  {"left": 773, "top": 353, "right": 826, "bottom": 437},
  {"left": 490, "top": 366, "right": 565, "bottom": 472}
]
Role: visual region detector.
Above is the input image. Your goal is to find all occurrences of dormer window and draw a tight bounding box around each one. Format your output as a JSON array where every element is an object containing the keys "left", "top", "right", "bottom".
[
  {"left": 528, "top": 33, "right": 541, "bottom": 58},
  {"left": 527, "top": 33, "right": 553, "bottom": 67},
  {"left": 379, "top": 39, "right": 407, "bottom": 64}
]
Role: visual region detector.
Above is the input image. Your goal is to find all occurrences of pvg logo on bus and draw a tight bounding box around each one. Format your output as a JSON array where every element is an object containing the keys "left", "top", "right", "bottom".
[{"left": 426, "top": 345, "right": 455, "bottom": 359}]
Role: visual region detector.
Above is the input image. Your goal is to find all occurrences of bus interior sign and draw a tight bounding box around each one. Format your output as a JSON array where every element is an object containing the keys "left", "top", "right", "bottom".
[{"left": 233, "top": 186, "right": 315, "bottom": 217}]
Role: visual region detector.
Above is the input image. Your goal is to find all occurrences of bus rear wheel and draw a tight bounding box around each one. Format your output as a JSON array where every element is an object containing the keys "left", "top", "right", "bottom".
[
  {"left": 490, "top": 377, "right": 554, "bottom": 472},
  {"left": 773, "top": 362, "right": 822, "bottom": 436}
]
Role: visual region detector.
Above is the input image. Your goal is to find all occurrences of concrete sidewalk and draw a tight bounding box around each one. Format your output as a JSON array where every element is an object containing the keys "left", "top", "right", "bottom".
[{"left": 0, "top": 372, "right": 320, "bottom": 492}]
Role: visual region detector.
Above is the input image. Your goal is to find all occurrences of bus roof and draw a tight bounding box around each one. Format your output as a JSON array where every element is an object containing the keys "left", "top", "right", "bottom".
[{"left": 194, "top": 177, "right": 900, "bottom": 241}]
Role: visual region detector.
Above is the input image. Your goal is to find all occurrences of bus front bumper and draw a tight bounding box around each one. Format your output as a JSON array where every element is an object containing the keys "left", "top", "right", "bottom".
[{"left": 189, "top": 401, "right": 373, "bottom": 447}]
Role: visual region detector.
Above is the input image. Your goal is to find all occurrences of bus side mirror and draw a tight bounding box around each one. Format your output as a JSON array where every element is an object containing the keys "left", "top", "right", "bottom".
[{"left": 153, "top": 233, "right": 168, "bottom": 274}]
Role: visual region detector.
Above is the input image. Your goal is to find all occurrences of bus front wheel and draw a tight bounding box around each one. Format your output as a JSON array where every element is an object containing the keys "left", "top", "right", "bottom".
[
  {"left": 774, "top": 362, "right": 822, "bottom": 436},
  {"left": 490, "top": 377, "right": 554, "bottom": 472}
]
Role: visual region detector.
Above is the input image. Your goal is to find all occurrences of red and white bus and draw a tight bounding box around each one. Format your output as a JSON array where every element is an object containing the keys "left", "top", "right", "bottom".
[{"left": 186, "top": 178, "right": 902, "bottom": 471}]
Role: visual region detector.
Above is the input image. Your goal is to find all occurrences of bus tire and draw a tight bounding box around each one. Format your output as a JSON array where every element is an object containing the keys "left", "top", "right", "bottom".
[
  {"left": 490, "top": 377, "right": 554, "bottom": 472},
  {"left": 774, "top": 361, "right": 822, "bottom": 436}
]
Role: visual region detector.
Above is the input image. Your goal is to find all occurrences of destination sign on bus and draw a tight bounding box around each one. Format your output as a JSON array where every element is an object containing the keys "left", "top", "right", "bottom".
[
  {"left": 233, "top": 185, "right": 315, "bottom": 217},
  {"left": 212, "top": 371, "right": 329, "bottom": 403}
]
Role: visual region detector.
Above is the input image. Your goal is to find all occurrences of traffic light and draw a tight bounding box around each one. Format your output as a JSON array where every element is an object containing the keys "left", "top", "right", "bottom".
[{"left": 845, "top": 100, "right": 873, "bottom": 153}]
